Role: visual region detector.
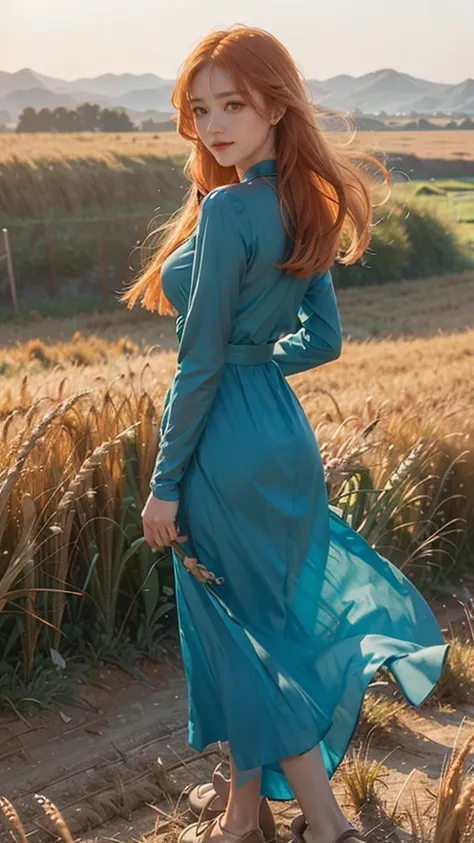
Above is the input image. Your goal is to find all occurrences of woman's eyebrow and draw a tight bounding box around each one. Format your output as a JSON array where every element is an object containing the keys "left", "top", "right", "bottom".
[{"left": 189, "top": 90, "right": 241, "bottom": 103}]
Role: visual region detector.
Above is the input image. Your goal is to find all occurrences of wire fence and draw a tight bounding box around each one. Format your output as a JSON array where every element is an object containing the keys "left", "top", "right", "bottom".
[{"left": 0, "top": 213, "right": 157, "bottom": 314}]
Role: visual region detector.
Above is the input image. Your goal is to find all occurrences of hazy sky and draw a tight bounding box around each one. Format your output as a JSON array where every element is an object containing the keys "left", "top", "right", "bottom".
[{"left": 1, "top": 0, "right": 472, "bottom": 84}]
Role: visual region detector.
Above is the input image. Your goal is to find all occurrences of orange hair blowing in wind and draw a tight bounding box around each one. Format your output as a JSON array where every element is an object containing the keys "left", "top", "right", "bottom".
[{"left": 120, "top": 25, "right": 389, "bottom": 316}]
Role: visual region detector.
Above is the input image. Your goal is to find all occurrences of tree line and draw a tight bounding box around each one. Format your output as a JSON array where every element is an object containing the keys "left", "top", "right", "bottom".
[
  {"left": 14, "top": 103, "right": 474, "bottom": 134},
  {"left": 17, "top": 103, "right": 136, "bottom": 133}
]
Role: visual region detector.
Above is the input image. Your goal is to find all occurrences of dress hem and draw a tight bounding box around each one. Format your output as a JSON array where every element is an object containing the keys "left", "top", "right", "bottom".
[{"left": 186, "top": 639, "right": 450, "bottom": 801}]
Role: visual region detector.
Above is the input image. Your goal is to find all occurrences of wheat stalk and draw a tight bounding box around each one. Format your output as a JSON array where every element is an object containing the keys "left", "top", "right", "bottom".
[
  {"left": 0, "top": 796, "right": 29, "bottom": 843},
  {"left": 55, "top": 422, "right": 139, "bottom": 514},
  {"left": 34, "top": 793, "right": 75, "bottom": 843},
  {"left": 0, "top": 391, "right": 92, "bottom": 509}
]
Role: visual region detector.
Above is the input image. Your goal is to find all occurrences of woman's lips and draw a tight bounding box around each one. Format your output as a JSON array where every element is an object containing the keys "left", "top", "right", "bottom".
[{"left": 212, "top": 142, "right": 234, "bottom": 149}]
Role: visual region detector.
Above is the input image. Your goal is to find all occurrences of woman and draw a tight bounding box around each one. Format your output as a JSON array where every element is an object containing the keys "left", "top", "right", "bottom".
[{"left": 122, "top": 25, "right": 449, "bottom": 843}]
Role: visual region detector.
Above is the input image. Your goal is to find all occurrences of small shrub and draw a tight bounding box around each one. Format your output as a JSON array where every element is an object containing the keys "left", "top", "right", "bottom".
[
  {"left": 430, "top": 638, "right": 474, "bottom": 706},
  {"left": 356, "top": 694, "right": 406, "bottom": 745},
  {"left": 339, "top": 743, "right": 389, "bottom": 814}
]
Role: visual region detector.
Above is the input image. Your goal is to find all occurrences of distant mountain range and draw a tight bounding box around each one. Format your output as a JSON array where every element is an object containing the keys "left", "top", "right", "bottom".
[{"left": 1, "top": 67, "right": 474, "bottom": 125}]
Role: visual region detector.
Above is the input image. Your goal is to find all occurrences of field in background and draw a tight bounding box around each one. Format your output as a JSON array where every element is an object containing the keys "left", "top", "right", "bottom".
[
  {"left": 1, "top": 268, "right": 473, "bottom": 352},
  {"left": 392, "top": 178, "right": 474, "bottom": 245},
  {"left": 2, "top": 313, "right": 472, "bottom": 478},
  {"left": 2, "top": 129, "right": 474, "bottom": 165},
  {"left": 0, "top": 130, "right": 187, "bottom": 164},
  {"left": 1, "top": 127, "right": 473, "bottom": 317},
  {"left": 2, "top": 271, "right": 473, "bottom": 440}
]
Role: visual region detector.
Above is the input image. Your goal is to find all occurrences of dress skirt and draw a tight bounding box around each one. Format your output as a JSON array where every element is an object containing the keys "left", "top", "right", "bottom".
[{"left": 158, "top": 349, "right": 449, "bottom": 802}]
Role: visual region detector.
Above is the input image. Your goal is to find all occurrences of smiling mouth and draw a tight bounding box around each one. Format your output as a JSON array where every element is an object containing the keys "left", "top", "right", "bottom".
[{"left": 212, "top": 142, "right": 234, "bottom": 148}]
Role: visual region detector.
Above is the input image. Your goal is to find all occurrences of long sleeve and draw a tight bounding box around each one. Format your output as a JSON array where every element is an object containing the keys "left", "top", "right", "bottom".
[
  {"left": 272, "top": 270, "right": 343, "bottom": 377},
  {"left": 150, "top": 189, "right": 249, "bottom": 501}
]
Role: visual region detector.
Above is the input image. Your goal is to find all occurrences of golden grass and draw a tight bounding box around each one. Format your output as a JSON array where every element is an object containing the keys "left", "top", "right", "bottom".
[
  {"left": 1, "top": 275, "right": 473, "bottom": 560},
  {"left": 0, "top": 364, "right": 464, "bottom": 684},
  {"left": 1, "top": 276, "right": 472, "bottom": 503},
  {"left": 431, "top": 639, "right": 474, "bottom": 707},
  {"left": 339, "top": 743, "right": 390, "bottom": 815},
  {"left": 0, "top": 366, "right": 168, "bottom": 676},
  {"left": 2, "top": 323, "right": 473, "bottom": 449},
  {"left": 355, "top": 129, "right": 474, "bottom": 162},
  {"left": 2, "top": 269, "right": 473, "bottom": 352},
  {"left": 405, "top": 728, "right": 474, "bottom": 843},
  {"left": 0, "top": 130, "right": 189, "bottom": 165},
  {"left": 2, "top": 129, "right": 474, "bottom": 164},
  {"left": 0, "top": 270, "right": 472, "bottom": 680},
  {"left": 356, "top": 694, "right": 406, "bottom": 745},
  {"left": 0, "top": 331, "right": 140, "bottom": 377},
  {"left": 335, "top": 270, "right": 474, "bottom": 341}
]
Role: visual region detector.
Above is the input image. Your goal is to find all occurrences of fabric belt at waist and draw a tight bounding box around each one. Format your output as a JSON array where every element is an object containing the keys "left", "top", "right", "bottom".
[{"left": 225, "top": 342, "right": 276, "bottom": 365}]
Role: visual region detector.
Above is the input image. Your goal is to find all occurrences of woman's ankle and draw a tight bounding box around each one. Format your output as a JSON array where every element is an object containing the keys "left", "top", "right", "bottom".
[{"left": 222, "top": 810, "right": 259, "bottom": 835}]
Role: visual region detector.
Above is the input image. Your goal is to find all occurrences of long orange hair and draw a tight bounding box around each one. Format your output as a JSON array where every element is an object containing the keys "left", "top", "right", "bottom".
[{"left": 120, "top": 25, "right": 389, "bottom": 316}]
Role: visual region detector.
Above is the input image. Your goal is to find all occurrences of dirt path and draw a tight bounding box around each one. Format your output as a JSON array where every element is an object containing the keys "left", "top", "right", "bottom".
[
  {"left": 1, "top": 653, "right": 193, "bottom": 841},
  {"left": 1, "top": 598, "right": 473, "bottom": 843}
]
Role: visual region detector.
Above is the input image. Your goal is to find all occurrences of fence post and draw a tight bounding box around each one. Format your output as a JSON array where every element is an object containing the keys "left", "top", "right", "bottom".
[
  {"left": 98, "top": 234, "right": 108, "bottom": 301},
  {"left": 2, "top": 228, "right": 19, "bottom": 315}
]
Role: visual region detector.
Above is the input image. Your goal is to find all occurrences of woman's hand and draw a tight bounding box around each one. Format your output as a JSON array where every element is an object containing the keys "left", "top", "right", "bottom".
[{"left": 141, "top": 492, "right": 188, "bottom": 550}]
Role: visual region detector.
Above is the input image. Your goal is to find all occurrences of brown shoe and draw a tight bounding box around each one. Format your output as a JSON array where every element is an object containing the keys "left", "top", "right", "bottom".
[
  {"left": 179, "top": 813, "right": 265, "bottom": 843},
  {"left": 188, "top": 763, "right": 229, "bottom": 818},
  {"left": 291, "top": 813, "right": 364, "bottom": 843},
  {"left": 187, "top": 763, "right": 276, "bottom": 843}
]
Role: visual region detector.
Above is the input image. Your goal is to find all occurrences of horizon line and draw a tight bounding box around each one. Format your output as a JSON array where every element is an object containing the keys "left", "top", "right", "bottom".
[{"left": 3, "top": 66, "right": 472, "bottom": 88}]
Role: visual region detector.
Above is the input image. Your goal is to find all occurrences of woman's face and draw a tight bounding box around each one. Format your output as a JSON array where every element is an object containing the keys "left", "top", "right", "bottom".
[{"left": 188, "top": 63, "right": 278, "bottom": 178}]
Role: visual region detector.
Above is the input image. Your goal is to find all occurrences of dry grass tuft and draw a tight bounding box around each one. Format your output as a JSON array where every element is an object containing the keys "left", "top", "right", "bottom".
[
  {"left": 339, "top": 742, "right": 391, "bottom": 816},
  {"left": 429, "top": 639, "right": 474, "bottom": 707},
  {"left": 356, "top": 693, "right": 406, "bottom": 746},
  {"left": 0, "top": 332, "right": 141, "bottom": 377}
]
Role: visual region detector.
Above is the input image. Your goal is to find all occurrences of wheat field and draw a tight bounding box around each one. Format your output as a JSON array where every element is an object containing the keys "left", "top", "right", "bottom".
[
  {"left": 1, "top": 259, "right": 474, "bottom": 843},
  {"left": 2, "top": 271, "right": 473, "bottom": 428},
  {"left": 1, "top": 128, "right": 474, "bottom": 165},
  {"left": 2, "top": 271, "right": 473, "bottom": 522}
]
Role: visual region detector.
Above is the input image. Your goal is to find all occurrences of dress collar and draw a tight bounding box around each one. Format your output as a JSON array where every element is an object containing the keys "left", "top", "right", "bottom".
[{"left": 240, "top": 158, "right": 278, "bottom": 183}]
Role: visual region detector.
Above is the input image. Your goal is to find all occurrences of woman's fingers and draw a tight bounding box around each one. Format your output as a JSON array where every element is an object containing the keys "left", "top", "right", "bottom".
[
  {"left": 145, "top": 517, "right": 180, "bottom": 548},
  {"left": 143, "top": 517, "right": 187, "bottom": 552},
  {"left": 144, "top": 519, "right": 168, "bottom": 549},
  {"left": 143, "top": 523, "right": 159, "bottom": 550},
  {"left": 161, "top": 522, "right": 176, "bottom": 546},
  {"left": 142, "top": 496, "right": 182, "bottom": 549}
]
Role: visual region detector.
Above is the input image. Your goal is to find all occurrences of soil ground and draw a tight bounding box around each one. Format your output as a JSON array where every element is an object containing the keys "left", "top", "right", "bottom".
[{"left": 1, "top": 593, "right": 473, "bottom": 843}]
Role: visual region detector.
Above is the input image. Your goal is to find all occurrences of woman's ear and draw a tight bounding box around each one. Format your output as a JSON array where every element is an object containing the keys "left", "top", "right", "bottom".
[{"left": 270, "top": 106, "right": 286, "bottom": 125}]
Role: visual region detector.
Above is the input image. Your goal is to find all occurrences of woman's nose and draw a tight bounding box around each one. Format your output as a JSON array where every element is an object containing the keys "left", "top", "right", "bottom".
[{"left": 206, "top": 112, "right": 224, "bottom": 133}]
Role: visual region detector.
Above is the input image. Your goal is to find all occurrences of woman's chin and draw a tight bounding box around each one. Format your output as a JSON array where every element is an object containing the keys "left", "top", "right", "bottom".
[{"left": 210, "top": 144, "right": 237, "bottom": 162}]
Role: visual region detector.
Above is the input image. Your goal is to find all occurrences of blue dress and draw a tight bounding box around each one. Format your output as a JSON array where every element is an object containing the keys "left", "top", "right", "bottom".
[{"left": 150, "top": 157, "right": 449, "bottom": 800}]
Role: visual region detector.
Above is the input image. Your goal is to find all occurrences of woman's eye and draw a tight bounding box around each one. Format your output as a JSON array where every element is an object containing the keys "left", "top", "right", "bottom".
[{"left": 191, "top": 101, "right": 244, "bottom": 117}]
